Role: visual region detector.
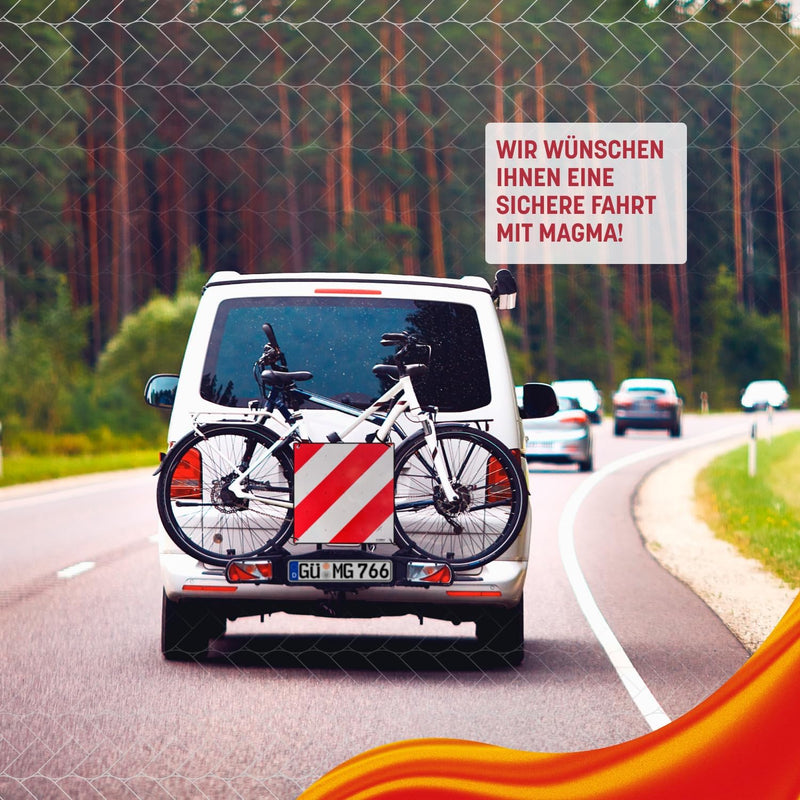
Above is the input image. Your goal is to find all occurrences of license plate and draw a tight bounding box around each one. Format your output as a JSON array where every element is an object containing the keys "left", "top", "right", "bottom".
[{"left": 288, "top": 559, "right": 393, "bottom": 583}]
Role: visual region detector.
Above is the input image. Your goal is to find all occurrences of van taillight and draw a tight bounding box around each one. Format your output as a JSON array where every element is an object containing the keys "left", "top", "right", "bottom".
[
  {"left": 486, "top": 452, "right": 517, "bottom": 503},
  {"left": 170, "top": 448, "right": 202, "bottom": 500}
]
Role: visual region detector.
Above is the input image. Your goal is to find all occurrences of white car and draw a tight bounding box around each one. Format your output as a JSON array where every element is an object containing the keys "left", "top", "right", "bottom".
[
  {"left": 146, "top": 270, "right": 556, "bottom": 665},
  {"left": 550, "top": 379, "right": 603, "bottom": 423},
  {"left": 740, "top": 380, "right": 789, "bottom": 412}
]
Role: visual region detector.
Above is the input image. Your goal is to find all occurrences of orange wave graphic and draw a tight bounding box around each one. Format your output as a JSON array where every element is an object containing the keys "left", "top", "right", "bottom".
[{"left": 300, "top": 595, "right": 800, "bottom": 800}]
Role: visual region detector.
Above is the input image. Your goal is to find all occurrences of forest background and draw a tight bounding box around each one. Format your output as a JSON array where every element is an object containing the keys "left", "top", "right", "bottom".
[{"left": 1, "top": 0, "right": 799, "bottom": 454}]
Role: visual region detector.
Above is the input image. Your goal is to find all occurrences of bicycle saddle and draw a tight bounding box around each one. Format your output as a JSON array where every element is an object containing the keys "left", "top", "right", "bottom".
[
  {"left": 373, "top": 364, "right": 399, "bottom": 379},
  {"left": 261, "top": 368, "right": 313, "bottom": 387}
]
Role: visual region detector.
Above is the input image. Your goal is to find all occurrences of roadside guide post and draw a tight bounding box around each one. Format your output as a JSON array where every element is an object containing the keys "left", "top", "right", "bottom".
[
  {"left": 0, "top": 420, "right": 3, "bottom": 478},
  {"left": 748, "top": 421, "right": 757, "bottom": 477}
]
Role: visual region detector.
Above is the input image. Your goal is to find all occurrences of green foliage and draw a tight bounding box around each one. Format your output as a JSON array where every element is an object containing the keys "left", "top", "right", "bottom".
[
  {"left": 0, "top": 273, "right": 90, "bottom": 435},
  {"left": 614, "top": 303, "right": 681, "bottom": 383},
  {"left": 0, "top": 1, "right": 82, "bottom": 317},
  {"left": 309, "top": 217, "right": 408, "bottom": 274},
  {"left": 697, "top": 265, "right": 786, "bottom": 407},
  {"left": 91, "top": 256, "right": 205, "bottom": 439},
  {"left": 0, "top": 448, "right": 159, "bottom": 488},
  {"left": 697, "top": 430, "right": 800, "bottom": 588},
  {"left": 0, "top": 259, "right": 206, "bottom": 450},
  {"left": 2, "top": 1, "right": 800, "bottom": 441},
  {"left": 501, "top": 318, "right": 533, "bottom": 385}
]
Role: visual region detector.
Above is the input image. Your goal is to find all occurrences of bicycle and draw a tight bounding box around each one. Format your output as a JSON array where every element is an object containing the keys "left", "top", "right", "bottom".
[{"left": 156, "top": 323, "right": 529, "bottom": 572}]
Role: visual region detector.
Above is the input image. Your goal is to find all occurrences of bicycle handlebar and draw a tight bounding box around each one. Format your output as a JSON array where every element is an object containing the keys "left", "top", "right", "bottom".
[{"left": 381, "top": 332, "right": 430, "bottom": 368}]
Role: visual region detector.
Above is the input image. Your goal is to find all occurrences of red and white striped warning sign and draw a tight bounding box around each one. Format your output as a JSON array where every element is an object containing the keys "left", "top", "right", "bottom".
[{"left": 293, "top": 442, "right": 395, "bottom": 544}]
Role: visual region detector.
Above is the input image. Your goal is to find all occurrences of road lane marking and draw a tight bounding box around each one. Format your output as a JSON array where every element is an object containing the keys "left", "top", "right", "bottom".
[
  {"left": 558, "top": 424, "right": 747, "bottom": 731},
  {"left": 56, "top": 561, "right": 95, "bottom": 579}
]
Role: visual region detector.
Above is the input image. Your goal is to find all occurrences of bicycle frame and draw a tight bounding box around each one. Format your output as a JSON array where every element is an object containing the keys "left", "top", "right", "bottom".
[{"left": 190, "top": 368, "right": 461, "bottom": 507}]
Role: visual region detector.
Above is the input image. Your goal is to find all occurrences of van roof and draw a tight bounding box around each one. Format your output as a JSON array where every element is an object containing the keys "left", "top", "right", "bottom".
[{"left": 204, "top": 271, "right": 492, "bottom": 293}]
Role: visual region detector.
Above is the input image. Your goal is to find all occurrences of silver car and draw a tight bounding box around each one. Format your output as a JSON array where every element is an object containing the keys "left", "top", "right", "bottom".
[{"left": 519, "top": 391, "right": 593, "bottom": 472}]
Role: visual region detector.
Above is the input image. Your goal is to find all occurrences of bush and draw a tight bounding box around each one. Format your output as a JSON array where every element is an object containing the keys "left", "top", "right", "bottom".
[
  {"left": 91, "top": 258, "right": 205, "bottom": 440},
  {"left": 0, "top": 273, "right": 90, "bottom": 434}
]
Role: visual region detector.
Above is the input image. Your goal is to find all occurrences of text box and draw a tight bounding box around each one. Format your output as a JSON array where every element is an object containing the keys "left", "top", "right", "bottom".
[{"left": 485, "top": 122, "right": 686, "bottom": 264}]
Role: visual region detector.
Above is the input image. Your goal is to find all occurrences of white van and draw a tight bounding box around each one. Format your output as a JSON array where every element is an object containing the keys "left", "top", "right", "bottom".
[{"left": 145, "top": 270, "right": 555, "bottom": 665}]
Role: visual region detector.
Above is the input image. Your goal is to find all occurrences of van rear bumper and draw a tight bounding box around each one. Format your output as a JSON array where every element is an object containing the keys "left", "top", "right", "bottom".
[{"left": 161, "top": 552, "right": 527, "bottom": 622}]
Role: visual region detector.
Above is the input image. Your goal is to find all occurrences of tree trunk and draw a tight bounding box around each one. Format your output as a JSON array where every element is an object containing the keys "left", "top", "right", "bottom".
[
  {"left": 773, "top": 123, "right": 790, "bottom": 376},
  {"left": 84, "top": 97, "right": 102, "bottom": 358},
  {"left": 112, "top": 13, "right": 133, "bottom": 322},
  {"left": 581, "top": 48, "right": 614, "bottom": 388},
  {"left": 172, "top": 147, "right": 192, "bottom": 275},
  {"left": 202, "top": 151, "right": 218, "bottom": 273},
  {"left": 513, "top": 71, "right": 530, "bottom": 354},
  {"left": 0, "top": 219, "right": 6, "bottom": 345},
  {"left": 393, "top": 13, "right": 418, "bottom": 275},
  {"left": 275, "top": 43, "right": 303, "bottom": 271},
  {"left": 420, "top": 89, "right": 445, "bottom": 278},
  {"left": 339, "top": 80, "right": 355, "bottom": 232},
  {"left": 324, "top": 103, "right": 337, "bottom": 241},
  {"left": 239, "top": 150, "right": 257, "bottom": 274},
  {"left": 730, "top": 28, "right": 744, "bottom": 304},
  {"left": 544, "top": 264, "right": 556, "bottom": 378},
  {"left": 380, "top": 23, "right": 395, "bottom": 226},
  {"left": 534, "top": 47, "right": 554, "bottom": 371},
  {"left": 643, "top": 264, "right": 654, "bottom": 375},
  {"left": 677, "top": 262, "right": 693, "bottom": 400},
  {"left": 492, "top": 7, "right": 504, "bottom": 123}
]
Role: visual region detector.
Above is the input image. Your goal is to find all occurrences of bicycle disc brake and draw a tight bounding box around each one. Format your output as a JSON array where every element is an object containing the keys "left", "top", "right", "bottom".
[
  {"left": 433, "top": 483, "right": 471, "bottom": 534},
  {"left": 211, "top": 474, "right": 250, "bottom": 512}
]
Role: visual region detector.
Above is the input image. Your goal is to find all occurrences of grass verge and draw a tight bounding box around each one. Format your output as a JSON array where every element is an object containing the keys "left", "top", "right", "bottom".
[
  {"left": 695, "top": 429, "right": 800, "bottom": 589},
  {"left": 0, "top": 449, "right": 160, "bottom": 488}
]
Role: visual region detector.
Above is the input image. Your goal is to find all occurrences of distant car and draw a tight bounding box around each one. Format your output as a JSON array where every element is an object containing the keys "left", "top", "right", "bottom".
[
  {"left": 612, "top": 378, "right": 682, "bottom": 437},
  {"left": 550, "top": 379, "right": 603, "bottom": 423},
  {"left": 740, "top": 380, "right": 789, "bottom": 412},
  {"left": 519, "top": 391, "right": 593, "bottom": 471}
]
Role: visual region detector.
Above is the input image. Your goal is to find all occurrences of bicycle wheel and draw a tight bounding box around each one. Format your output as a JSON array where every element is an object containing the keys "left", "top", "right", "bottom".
[
  {"left": 393, "top": 425, "right": 528, "bottom": 569},
  {"left": 157, "top": 423, "right": 293, "bottom": 565}
]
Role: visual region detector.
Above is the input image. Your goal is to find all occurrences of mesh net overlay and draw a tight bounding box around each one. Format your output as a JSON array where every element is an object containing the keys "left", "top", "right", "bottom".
[{"left": 1, "top": 2, "right": 800, "bottom": 797}]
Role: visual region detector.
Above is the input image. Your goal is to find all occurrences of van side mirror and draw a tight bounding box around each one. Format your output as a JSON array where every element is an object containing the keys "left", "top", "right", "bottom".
[
  {"left": 520, "top": 382, "right": 559, "bottom": 419},
  {"left": 144, "top": 374, "right": 179, "bottom": 409},
  {"left": 491, "top": 268, "right": 518, "bottom": 310}
]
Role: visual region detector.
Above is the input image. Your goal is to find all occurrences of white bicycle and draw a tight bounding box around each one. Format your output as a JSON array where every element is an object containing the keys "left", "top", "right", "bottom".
[{"left": 156, "top": 324, "right": 529, "bottom": 570}]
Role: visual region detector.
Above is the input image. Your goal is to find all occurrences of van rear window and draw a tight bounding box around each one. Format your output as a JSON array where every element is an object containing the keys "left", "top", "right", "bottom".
[{"left": 200, "top": 296, "right": 491, "bottom": 413}]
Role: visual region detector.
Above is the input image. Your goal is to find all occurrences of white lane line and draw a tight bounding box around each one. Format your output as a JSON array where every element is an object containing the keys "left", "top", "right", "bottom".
[
  {"left": 558, "top": 424, "right": 747, "bottom": 731},
  {"left": 56, "top": 561, "right": 95, "bottom": 579}
]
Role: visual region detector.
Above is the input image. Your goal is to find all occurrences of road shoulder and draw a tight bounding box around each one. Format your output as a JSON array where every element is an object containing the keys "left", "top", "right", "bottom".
[{"left": 633, "top": 436, "right": 797, "bottom": 654}]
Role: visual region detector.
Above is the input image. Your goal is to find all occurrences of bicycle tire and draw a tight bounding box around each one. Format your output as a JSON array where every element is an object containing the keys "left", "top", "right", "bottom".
[
  {"left": 393, "top": 425, "right": 528, "bottom": 569},
  {"left": 157, "top": 423, "right": 294, "bottom": 565}
]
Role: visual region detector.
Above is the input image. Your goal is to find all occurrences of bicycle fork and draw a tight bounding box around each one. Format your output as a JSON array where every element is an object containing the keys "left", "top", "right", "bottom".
[{"left": 421, "top": 417, "right": 459, "bottom": 503}]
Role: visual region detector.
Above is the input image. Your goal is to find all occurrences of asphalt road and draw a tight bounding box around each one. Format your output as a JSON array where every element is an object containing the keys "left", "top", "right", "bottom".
[{"left": 2, "top": 410, "right": 796, "bottom": 799}]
